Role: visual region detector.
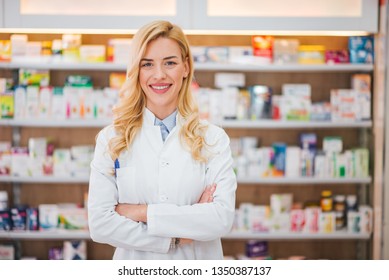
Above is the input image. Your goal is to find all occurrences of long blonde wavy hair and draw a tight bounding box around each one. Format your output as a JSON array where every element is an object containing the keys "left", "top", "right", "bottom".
[{"left": 108, "top": 20, "right": 208, "bottom": 162}]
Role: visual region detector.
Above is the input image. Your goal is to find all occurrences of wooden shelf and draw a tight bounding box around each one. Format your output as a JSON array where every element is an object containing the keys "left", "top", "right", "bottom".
[
  {"left": 0, "top": 230, "right": 90, "bottom": 240},
  {"left": 224, "top": 231, "right": 371, "bottom": 240},
  {"left": 0, "top": 119, "right": 372, "bottom": 129}
]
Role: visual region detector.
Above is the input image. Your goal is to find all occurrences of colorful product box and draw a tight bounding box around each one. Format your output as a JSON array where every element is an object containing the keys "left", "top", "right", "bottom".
[
  {"left": 290, "top": 209, "right": 305, "bottom": 232},
  {"left": 26, "top": 207, "right": 39, "bottom": 231},
  {"left": 107, "top": 38, "right": 132, "bottom": 63},
  {"left": 348, "top": 36, "right": 374, "bottom": 64},
  {"left": 79, "top": 45, "right": 106, "bottom": 63},
  {"left": 272, "top": 143, "right": 286, "bottom": 177},
  {"left": 281, "top": 84, "right": 311, "bottom": 121},
  {"left": 252, "top": 36, "right": 273, "bottom": 64},
  {"left": 38, "top": 204, "right": 59, "bottom": 230},
  {"left": 298, "top": 45, "right": 325, "bottom": 64},
  {"left": 273, "top": 39, "right": 299, "bottom": 64},
  {"left": 319, "top": 212, "right": 336, "bottom": 233},
  {"left": 352, "top": 74, "right": 371, "bottom": 120},
  {"left": 249, "top": 85, "right": 272, "bottom": 120},
  {"left": 251, "top": 205, "right": 270, "bottom": 232},
  {"left": 58, "top": 207, "right": 88, "bottom": 230},
  {"left": 303, "top": 207, "right": 321, "bottom": 233},
  {"left": 62, "top": 34, "right": 82, "bottom": 62},
  {"left": 0, "top": 244, "right": 15, "bottom": 260},
  {"left": 63, "top": 240, "right": 87, "bottom": 260},
  {"left": 109, "top": 73, "right": 126, "bottom": 89},
  {"left": 0, "top": 210, "right": 12, "bottom": 231},
  {"left": 10, "top": 206, "right": 27, "bottom": 231},
  {"left": 0, "top": 40, "right": 11, "bottom": 62},
  {"left": 11, "top": 147, "right": 29, "bottom": 177},
  {"left": 270, "top": 193, "right": 292, "bottom": 215},
  {"left": 19, "top": 69, "right": 50, "bottom": 86},
  {"left": 325, "top": 50, "right": 349, "bottom": 64},
  {"left": 0, "top": 91, "right": 14, "bottom": 119},
  {"left": 331, "top": 89, "right": 358, "bottom": 122},
  {"left": 205, "top": 46, "right": 229, "bottom": 63}
]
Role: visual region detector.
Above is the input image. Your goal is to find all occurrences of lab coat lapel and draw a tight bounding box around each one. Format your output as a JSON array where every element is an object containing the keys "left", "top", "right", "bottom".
[{"left": 143, "top": 125, "right": 164, "bottom": 154}]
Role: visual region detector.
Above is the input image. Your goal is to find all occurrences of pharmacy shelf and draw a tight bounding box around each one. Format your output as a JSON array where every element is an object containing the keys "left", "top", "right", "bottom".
[
  {"left": 0, "top": 60, "right": 373, "bottom": 72},
  {"left": 0, "top": 176, "right": 371, "bottom": 185},
  {"left": 0, "top": 230, "right": 90, "bottom": 240},
  {"left": 220, "top": 120, "right": 373, "bottom": 129},
  {"left": 0, "top": 230, "right": 369, "bottom": 241},
  {"left": 0, "top": 119, "right": 111, "bottom": 128},
  {"left": 0, "top": 176, "right": 90, "bottom": 184},
  {"left": 237, "top": 177, "right": 372, "bottom": 185},
  {"left": 224, "top": 231, "right": 371, "bottom": 240},
  {"left": 194, "top": 62, "right": 374, "bottom": 72},
  {"left": 0, "top": 59, "right": 127, "bottom": 71},
  {"left": 0, "top": 119, "right": 372, "bottom": 129}
]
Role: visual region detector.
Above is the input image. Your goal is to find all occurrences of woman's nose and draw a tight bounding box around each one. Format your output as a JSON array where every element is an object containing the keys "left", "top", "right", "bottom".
[{"left": 154, "top": 65, "right": 166, "bottom": 79}]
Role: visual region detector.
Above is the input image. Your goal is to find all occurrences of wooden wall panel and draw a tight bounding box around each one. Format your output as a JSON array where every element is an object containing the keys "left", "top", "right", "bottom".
[
  {"left": 222, "top": 240, "right": 360, "bottom": 260},
  {"left": 18, "top": 240, "right": 114, "bottom": 260}
]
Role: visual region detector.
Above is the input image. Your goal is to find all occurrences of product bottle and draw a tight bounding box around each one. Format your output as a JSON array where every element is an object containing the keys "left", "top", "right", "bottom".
[
  {"left": 334, "top": 194, "right": 346, "bottom": 230},
  {"left": 320, "top": 190, "right": 333, "bottom": 212}
]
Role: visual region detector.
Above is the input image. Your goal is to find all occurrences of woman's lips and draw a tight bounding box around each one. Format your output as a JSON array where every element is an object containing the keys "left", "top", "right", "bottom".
[{"left": 150, "top": 84, "right": 171, "bottom": 94}]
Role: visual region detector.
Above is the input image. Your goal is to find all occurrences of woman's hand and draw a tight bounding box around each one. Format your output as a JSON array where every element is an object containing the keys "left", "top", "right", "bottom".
[
  {"left": 115, "top": 183, "right": 216, "bottom": 246},
  {"left": 179, "top": 184, "right": 217, "bottom": 246},
  {"left": 198, "top": 183, "right": 217, "bottom": 203},
  {"left": 115, "top": 204, "right": 147, "bottom": 223}
]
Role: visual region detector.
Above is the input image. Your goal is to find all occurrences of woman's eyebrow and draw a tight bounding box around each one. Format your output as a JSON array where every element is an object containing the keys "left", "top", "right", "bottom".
[
  {"left": 163, "top": 56, "right": 178, "bottom": 60},
  {"left": 140, "top": 56, "right": 178, "bottom": 61}
]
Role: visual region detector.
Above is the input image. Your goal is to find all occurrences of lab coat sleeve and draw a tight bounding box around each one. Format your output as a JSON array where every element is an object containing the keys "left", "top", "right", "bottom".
[
  {"left": 147, "top": 127, "right": 237, "bottom": 241},
  {"left": 88, "top": 127, "right": 171, "bottom": 253}
]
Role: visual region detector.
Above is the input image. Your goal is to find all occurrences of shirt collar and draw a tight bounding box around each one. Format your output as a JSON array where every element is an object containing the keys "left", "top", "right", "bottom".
[{"left": 154, "top": 109, "right": 177, "bottom": 133}]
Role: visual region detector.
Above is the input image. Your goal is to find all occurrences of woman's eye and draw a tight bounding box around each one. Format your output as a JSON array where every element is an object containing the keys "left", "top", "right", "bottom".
[
  {"left": 141, "top": 62, "right": 152, "bottom": 67},
  {"left": 165, "top": 61, "right": 177, "bottom": 66}
]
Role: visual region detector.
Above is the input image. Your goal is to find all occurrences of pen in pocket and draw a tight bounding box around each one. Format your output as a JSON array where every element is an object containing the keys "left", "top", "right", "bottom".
[{"left": 114, "top": 159, "right": 120, "bottom": 177}]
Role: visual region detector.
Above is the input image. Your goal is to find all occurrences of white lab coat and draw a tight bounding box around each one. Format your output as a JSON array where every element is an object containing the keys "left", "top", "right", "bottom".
[{"left": 88, "top": 108, "right": 237, "bottom": 259}]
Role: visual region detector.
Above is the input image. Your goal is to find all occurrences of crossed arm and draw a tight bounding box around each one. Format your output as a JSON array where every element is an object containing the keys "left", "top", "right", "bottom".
[
  {"left": 115, "top": 183, "right": 217, "bottom": 245},
  {"left": 115, "top": 183, "right": 217, "bottom": 222}
]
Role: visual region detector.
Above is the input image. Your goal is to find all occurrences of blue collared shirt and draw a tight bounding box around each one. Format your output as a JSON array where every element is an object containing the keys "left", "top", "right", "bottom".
[{"left": 154, "top": 110, "right": 177, "bottom": 141}]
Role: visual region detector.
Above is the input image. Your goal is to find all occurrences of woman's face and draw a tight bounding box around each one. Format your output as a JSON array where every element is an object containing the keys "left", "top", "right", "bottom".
[{"left": 139, "top": 37, "right": 189, "bottom": 119}]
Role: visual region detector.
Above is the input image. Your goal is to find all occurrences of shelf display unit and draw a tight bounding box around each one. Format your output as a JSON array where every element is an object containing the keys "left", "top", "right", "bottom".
[{"left": 0, "top": 31, "right": 381, "bottom": 260}]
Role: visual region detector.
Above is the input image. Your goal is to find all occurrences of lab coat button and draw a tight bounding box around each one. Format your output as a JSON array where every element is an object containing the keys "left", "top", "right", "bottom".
[
  {"left": 159, "top": 195, "right": 168, "bottom": 202},
  {"left": 161, "top": 161, "right": 169, "bottom": 167}
]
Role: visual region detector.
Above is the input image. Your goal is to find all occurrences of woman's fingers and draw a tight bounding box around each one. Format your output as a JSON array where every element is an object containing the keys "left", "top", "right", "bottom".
[
  {"left": 180, "top": 238, "right": 193, "bottom": 245},
  {"left": 198, "top": 183, "right": 217, "bottom": 203}
]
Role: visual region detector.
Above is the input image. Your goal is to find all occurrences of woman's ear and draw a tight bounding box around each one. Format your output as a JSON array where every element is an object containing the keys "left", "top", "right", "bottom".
[{"left": 183, "top": 57, "right": 189, "bottom": 79}]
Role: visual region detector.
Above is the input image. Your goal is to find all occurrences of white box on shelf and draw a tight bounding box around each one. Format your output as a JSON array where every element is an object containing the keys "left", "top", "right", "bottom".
[
  {"left": 39, "top": 204, "right": 59, "bottom": 230},
  {"left": 215, "top": 72, "right": 245, "bottom": 88}
]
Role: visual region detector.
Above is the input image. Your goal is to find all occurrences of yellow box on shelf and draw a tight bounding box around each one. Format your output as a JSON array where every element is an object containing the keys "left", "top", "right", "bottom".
[
  {"left": 79, "top": 45, "right": 106, "bottom": 63},
  {"left": 298, "top": 45, "right": 326, "bottom": 64}
]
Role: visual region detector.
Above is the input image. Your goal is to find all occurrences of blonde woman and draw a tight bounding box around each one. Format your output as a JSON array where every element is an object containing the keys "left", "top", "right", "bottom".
[{"left": 88, "top": 20, "right": 237, "bottom": 260}]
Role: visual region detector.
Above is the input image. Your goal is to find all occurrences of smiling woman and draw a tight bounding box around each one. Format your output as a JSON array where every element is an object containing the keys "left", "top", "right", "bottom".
[
  {"left": 87, "top": 20, "right": 237, "bottom": 260},
  {"left": 139, "top": 37, "right": 189, "bottom": 119}
]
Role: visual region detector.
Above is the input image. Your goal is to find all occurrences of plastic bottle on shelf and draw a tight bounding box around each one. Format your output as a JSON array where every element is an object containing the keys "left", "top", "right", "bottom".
[
  {"left": 334, "top": 194, "right": 346, "bottom": 230},
  {"left": 320, "top": 190, "right": 333, "bottom": 212}
]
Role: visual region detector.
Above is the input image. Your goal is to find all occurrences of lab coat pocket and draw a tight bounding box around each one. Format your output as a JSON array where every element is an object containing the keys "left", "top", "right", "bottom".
[{"left": 116, "top": 166, "right": 139, "bottom": 204}]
